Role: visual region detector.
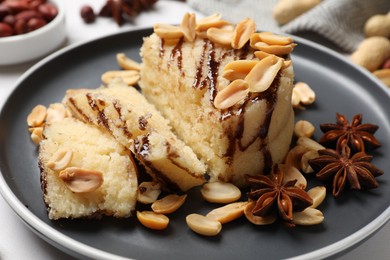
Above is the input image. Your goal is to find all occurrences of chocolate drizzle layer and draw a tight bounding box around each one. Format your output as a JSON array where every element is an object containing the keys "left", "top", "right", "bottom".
[
  {"left": 134, "top": 135, "right": 151, "bottom": 157},
  {"left": 134, "top": 136, "right": 181, "bottom": 191},
  {"left": 38, "top": 160, "right": 47, "bottom": 195},
  {"left": 86, "top": 93, "right": 110, "bottom": 130},
  {"left": 223, "top": 72, "right": 281, "bottom": 173},
  {"left": 238, "top": 42, "right": 251, "bottom": 60},
  {"left": 193, "top": 40, "right": 209, "bottom": 89},
  {"left": 191, "top": 40, "right": 231, "bottom": 103},
  {"left": 159, "top": 38, "right": 165, "bottom": 58},
  {"left": 192, "top": 40, "right": 252, "bottom": 99},
  {"left": 112, "top": 100, "right": 132, "bottom": 139},
  {"left": 207, "top": 46, "right": 219, "bottom": 103},
  {"left": 138, "top": 115, "right": 149, "bottom": 131},
  {"left": 68, "top": 97, "right": 91, "bottom": 124},
  {"left": 258, "top": 75, "right": 280, "bottom": 139},
  {"left": 169, "top": 38, "right": 184, "bottom": 75}
]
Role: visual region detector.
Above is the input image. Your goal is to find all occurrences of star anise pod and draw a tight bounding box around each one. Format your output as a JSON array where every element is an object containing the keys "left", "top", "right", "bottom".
[
  {"left": 309, "top": 144, "right": 383, "bottom": 197},
  {"left": 245, "top": 165, "right": 313, "bottom": 227},
  {"left": 99, "top": 0, "right": 158, "bottom": 26},
  {"left": 318, "top": 113, "right": 381, "bottom": 154}
]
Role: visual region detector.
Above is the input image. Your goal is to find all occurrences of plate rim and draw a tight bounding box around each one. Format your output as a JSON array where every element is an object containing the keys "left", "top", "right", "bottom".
[{"left": 0, "top": 26, "right": 389, "bottom": 260}]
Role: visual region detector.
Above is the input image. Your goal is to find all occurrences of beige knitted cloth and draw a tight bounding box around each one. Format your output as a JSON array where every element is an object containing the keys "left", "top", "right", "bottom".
[{"left": 187, "top": 0, "right": 390, "bottom": 52}]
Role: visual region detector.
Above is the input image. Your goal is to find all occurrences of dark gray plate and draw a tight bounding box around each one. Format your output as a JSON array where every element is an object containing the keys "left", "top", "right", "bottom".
[{"left": 0, "top": 28, "right": 389, "bottom": 260}]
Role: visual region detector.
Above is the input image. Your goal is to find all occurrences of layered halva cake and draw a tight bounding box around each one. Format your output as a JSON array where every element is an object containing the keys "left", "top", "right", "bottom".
[
  {"left": 139, "top": 13, "right": 296, "bottom": 186},
  {"left": 39, "top": 117, "right": 138, "bottom": 219},
  {"left": 38, "top": 13, "right": 296, "bottom": 221},
  {"left": 64, "top": 80, "right": 206, "bottom": 191}
]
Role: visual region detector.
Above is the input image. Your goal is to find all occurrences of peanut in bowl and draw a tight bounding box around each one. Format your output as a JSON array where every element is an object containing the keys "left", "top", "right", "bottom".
[{"left": 0, "top": 0, "right": 66, "bottom": 65}]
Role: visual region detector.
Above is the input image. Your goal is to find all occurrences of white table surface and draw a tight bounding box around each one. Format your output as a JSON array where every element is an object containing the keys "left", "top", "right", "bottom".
[{"left": 0, "top": 1, "right": 389, "bottom": 259}]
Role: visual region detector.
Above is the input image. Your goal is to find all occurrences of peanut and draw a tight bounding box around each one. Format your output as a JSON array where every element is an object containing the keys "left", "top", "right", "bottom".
[
  {"left": 291, "top": 88, "right": 302, "bottom": 108},
  {"left": 273, "top": 0, "right": 321, "bottom": 25},
  {"left": 46, "top": 148, "right": 73, "bottom": 171},
  {"left": 46, "top": 103, "right": 68, "bottom": 123},
  {"left": 244, "top": 201, "right": 276, "bottom": 225},
  {"left": 292, "top": 207, "right": 324, "bottom": 226},
  {"left": 151, "top": 194, "right": 187, "bottom": 214},
  {"left": 206, "top": 202, "right": 248, "bottom": 224},
  {"left": 181, "top": 12, "right": 196, "bottom": 42},
  {"left": 382, "top": 58, "right": 390, "bottom": 69},
  {"left": 282, "top": 60, "right": 292, "bottom": 69},
  {"left": 364, "top": 14, "right": 390, "bottom": 38},
  {"left": 373, "top": 69, "right": 390, "bottom": 87},
  {"left": 59, "top": 167, "right": 103, "bottom": 193},
  {"left": 254, "top": 51, "right": 292, "bottom": 70},
  {"left": 253, "top": 42, "right": 296, "bottom": 56},
  {"left": 245, "top": 55, "right": 283, "bottom": 92},
  {"left": 213, "top": 79, "right": 249, "bottom": 109},
  {"left": 101, "top": 70, "right": 140, "bottom": 86},
  {"left": 222, "top": 60, "right": 258, "bottom": 81},
  {"left": 154, "top": 23, "right": 183, "bottom": 39},
  {"left": 279, "top": 164, "right": 307, "bottom": 189},
  {"left": 256, "top": 32, "right": 293, "bottom": 46},
  {"left": 201, "top": 182, "right": 241, "bottom": 204},
  {"left": 30, "top": 126, "right": 44, "bottom": 145},
  {"left": 27, "top": 104, "right": 46, "bottom": 127},
  {"left": 285, "top": 145, "right": 311, "bottom": 170},
  {"left": 301, "top": 150, "right": 319, "bottom": 174},
  {"left": 137, "top": 211, "right": 169, "bottom": 230},
  {"left": 137, "top": 181, "right": 162, "bottom": 204},
  {"left": 195, "top": 13, "right": 230, "bottom": 35},
  {"left": 116, "top": 53, "right": 141, "bottom": 71},
  {"left": 207, "top": 27, "right": 234, "bottom": 47},
  {"left": 350, "top": 37, "right": 390, "bottom": 72},
  {"left": 307, "top": 186, "right": 326, "bottom": 208},
  {"left": 231, "top": 18, "right": 256, "bottom": 49},
  {"left": 186, "top": 213, "right": 222, "bottom": 236},
  {"left": 254, "top": 50, "right": 272, "bottom": 60},
  {"left": 293, "top": 82, "right": 316, "bottom": 105},
  {"left": 294, "top": 120, "right": 315, "bottom": 138},
  {"left": 297, "top": 136, "right": 325, "bottom": 151}
]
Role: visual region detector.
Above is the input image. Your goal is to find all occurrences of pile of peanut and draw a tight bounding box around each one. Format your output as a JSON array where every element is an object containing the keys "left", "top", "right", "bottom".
[
  {"left": 27, "top": 103, "right": 71, "bottom": 144},
  {"left": 27, "top": 46, "right": 325, "bottom": 235},
  {"left": 27, "top": 98, "right": 326, "bottom": 235},
  {"left": 0, "top": 0, "right": 58, "bottom": 37},
  {"left": 272, "top": 0, "right": 390, "bottom": 88},
  {"left": 351, "top": 13, "right": 390, "bottom": 88},
  {"left": 134, "top": 108, "right": 327, "bottom": 234},
  {"left": 25, "top": 10, "right": 326, "bottom": 235},
  {"left": 154, "top": 13, "right": 297, "bottom": 110},
  {"left": 136, "top": 179, "right": 325, "bottom": 235}
]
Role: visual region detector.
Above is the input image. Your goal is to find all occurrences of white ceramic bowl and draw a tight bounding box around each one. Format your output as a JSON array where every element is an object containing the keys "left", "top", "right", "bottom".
[{"left": 0, "top": 0, "right": 66, "bottom": 66}]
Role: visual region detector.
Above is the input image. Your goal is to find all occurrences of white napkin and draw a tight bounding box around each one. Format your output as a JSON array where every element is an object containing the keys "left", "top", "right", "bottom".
[{"left": 187, "top": 0, "right": 390, "bottom": 52}]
